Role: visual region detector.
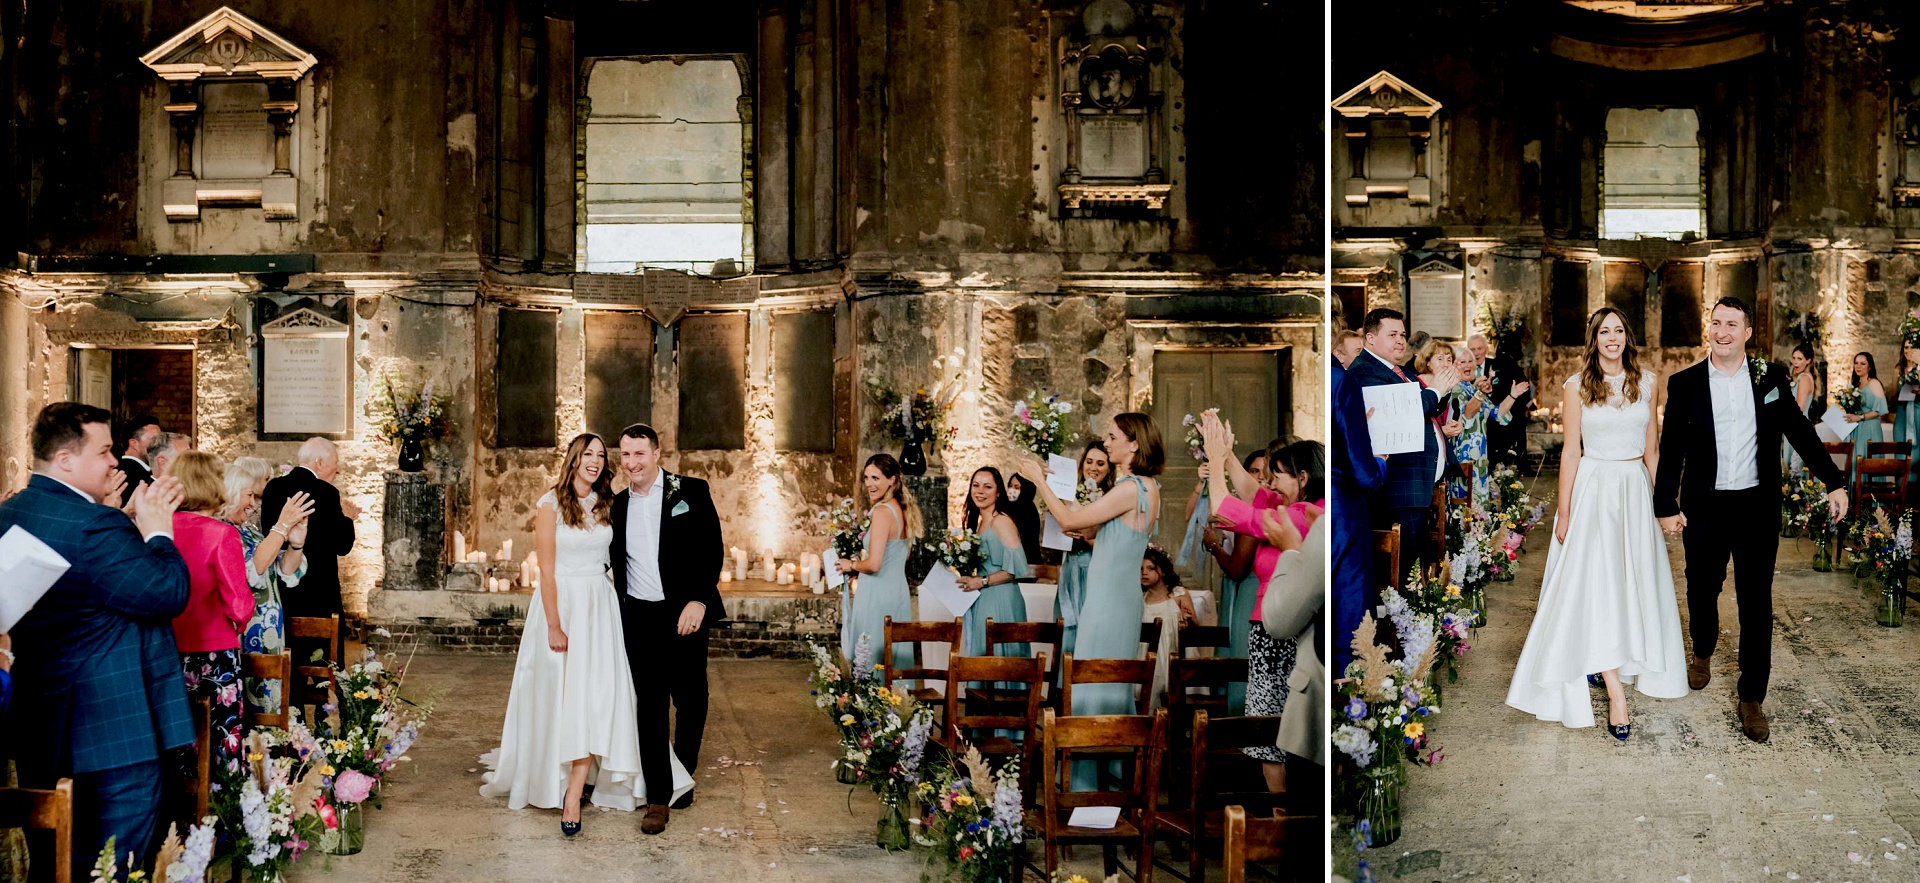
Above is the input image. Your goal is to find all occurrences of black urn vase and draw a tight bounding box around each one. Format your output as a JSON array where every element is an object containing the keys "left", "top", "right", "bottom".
[{"left": 398, "top": 437, "right": 426, "bottom": 472}]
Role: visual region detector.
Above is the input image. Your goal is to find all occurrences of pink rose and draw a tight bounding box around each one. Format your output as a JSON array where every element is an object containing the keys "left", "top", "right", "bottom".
[{"left": 334, "top": 769, "right": 377, "bottom": 804}]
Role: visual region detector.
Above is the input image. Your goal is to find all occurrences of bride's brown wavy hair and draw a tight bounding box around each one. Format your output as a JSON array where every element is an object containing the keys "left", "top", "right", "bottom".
[
  {"left": 549, "top": 433, "right": 615, "bottom": 529},
  {"left": 1578, "top": 307, "right": 1643, "bottom": 407}
]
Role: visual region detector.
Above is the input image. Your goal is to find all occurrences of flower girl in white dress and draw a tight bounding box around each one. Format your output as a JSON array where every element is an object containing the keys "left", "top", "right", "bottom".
[{"left": 480, "top": 433, "right": 692, "bottom": 835}]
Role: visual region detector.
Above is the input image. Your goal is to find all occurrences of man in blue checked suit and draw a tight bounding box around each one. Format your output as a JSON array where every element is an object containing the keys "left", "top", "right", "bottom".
[
  {"left": 1, "top": 403, "right": 190, "bottom": 881},
  {"left": 1345, "top": 308, "right": 1456, "bottom": 572}
]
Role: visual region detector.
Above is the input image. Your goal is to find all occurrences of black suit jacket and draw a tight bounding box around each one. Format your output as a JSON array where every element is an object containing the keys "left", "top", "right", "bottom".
[
  {"left": 609, "top": 471, "right": 727, "bottom": 630},
  {"left": 1484, "top": 353, "right": 1533, "bottom": 421},
  {"left": 260, "top": 466, "right": 355, "bottom": 617},
  {"left": 1653, "top": 359, "right": 1846, "bottom": 518},
  {"left": 116, "top": 456, "right": 152, "bottom": 508}
]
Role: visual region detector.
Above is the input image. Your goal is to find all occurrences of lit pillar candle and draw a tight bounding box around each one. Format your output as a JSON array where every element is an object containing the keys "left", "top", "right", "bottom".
[
  {"left": 454, "top": 530, "right": 466, "bottom": 564},
  {"left": 731, "top": 547, "right": 748, "bottom": 581},
  {"left": 501, "top": 539, "right": 513, "bottom": 563},
  {"left": 762, "top": 551, "right": 776, "bottom": 582},
  {"left": 720, "top": 569, "right": 733, "bottom": 584}
]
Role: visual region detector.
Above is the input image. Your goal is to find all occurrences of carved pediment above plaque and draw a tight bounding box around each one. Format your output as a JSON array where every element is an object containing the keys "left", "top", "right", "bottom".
[
  {"left": 140, "top": 7, "right": 318, "bottom": 82},
  {"left": 1059, "top": 183, "right": 1172, "bottom": 210},
  {"left": 1332, "top": 71, "right": 1443, "bottom": 120},
  {"left": 260, "top": 307, "right": 347, "bottom": 334}
]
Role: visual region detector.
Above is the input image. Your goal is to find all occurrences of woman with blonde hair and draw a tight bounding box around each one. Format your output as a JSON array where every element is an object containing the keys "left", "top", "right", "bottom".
[
  {"left": 168, "top": 450, "right": 257, "bottom": 778},
  {"left": 835, "top": 453, "right": 924, "bottom": 670},
  {"left": 481, "top": 433, "right": 691, "bottom": 835},
  {"left": 221, "top": 456, "right": 312, "bottom": 718}
]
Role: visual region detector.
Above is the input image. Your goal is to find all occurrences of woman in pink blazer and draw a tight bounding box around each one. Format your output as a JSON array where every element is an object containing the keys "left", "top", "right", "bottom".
[{"left": 169, "top": 450, "right": 257, "bottom": 779}]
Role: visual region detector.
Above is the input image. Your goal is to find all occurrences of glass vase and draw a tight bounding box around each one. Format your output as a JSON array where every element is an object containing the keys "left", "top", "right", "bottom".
[
  {"left": 321, "top": 801, "right": 365, "bottom": 856},
  {"left": 1812, "top": 535, "right": 1833, "bottom": 572},
  {"left": 1467, "top": 586, "right": 1487, "bottom": 629},
  {"left": 875, "top": 796, "right": 911, "bottom": 851},
  {"left": 1494, "top": 561, "right": 1515, "bottom": 582},
  {"left": 1362, "top": 771, "right": 1402, "bottom": 848},
  {"left": 836, "top": 761, "right": 860, "bottom": 785},
  {"left": 1880, "top": 567, "right": 1907, "bottom": 628},
  {"left": 1780, "top": 507, "right": 1797, "bottom": 538}
]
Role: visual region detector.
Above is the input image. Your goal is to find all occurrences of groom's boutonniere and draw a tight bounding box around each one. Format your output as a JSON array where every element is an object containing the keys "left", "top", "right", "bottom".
[
  {"left": 664, "top": 471, "right": 682, "bottom": 500},
  {"left": 1748, "top": 354, "right": 1772, "bottom": 391}
]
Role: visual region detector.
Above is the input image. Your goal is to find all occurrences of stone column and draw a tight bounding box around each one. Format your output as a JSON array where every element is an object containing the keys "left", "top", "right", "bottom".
[{"left": 382, "top": 471, "right": 447, "bottom": 592}]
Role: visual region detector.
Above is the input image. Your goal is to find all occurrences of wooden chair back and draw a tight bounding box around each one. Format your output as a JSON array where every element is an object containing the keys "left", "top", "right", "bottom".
[
  {"left": 1374, "top": 525, "right": 1402, "bottom": 591},
  {"left": 0, "top": 779, "right": 72, "bottom": 883},
  {"left": 1157, "top": 710, "right": 1286, "bottom": 882},
  {"left": 1140, "top": 617, "right": 1163, "bottom": 651},
  {"left": 1825, "top": 442, "right": 1855, "bottom": 484},
  {"left": 1857, "top": 456, "right": 1911, "bottom": 512},
  {"left": 884, "top": 616, "right": 962, "bottom": 701},
  {"left": 1061, "top": 652, "right": 1157, "bottom": 716},
  {"left": 985, "top": 617, "right": 1064, "bottom": 683},
  {"left": 943, "top": 654, "right": 1046, "bottom": 790},
  {"left": 1164, "top": 658, "right": 1251, "bottom": 816},
  {"left": 1868, "top": 440, "right": 1914, "bottom": 458},
  {"left": 1035, "top": 708, "right": 1168, "bottom": 883},
  {"left": 179, "top": 695, "right": 212, "bottom": 825},
  {"left": 1223, "top": 806, "right": 1286, "bottom": 883},
  {"left": 288, "top": 614, "right": 341, "bottom": 712},
  {"left": 243, "top": 651, "right": 294, "bottom": 730}
]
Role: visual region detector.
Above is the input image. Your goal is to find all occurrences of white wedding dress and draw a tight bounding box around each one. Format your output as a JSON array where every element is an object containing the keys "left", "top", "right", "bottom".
[
  {"left": 479, "top": 492, "right": 694, "bottom": 810},
  {"left": 1505, "top": 371, "right": 1689, "bottom": 728}
]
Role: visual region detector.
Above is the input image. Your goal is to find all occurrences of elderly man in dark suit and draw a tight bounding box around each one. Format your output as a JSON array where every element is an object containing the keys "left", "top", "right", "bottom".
[
  {"left": 112, "top": 416, "right": 160, "bottom": 508},
  {"left": 1345, "top": 308, "right": 1456, "bottom": 570},
  {"left": 0, "top": 403, "right": 189, "bottom": 881},
  {"left": 260, "top": 437, "right": 357, "bottom": 661},
  {"left": 610, "top": 423, "right": 726, "bottom": 835}
]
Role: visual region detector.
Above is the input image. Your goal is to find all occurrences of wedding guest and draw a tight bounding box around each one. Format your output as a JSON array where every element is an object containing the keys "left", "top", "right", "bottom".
[
  {"left": 958, "top": 467, "right": 1030, "bottom": 663},
  {"left": 1890, "top": 340, "right": 1920, "bottom": 487},
  {"left": 113, "top": 416, "right": 160, "bottom": 507},
  {"left": 1846, "top": 351, "right": 1888, "bottom": 484},
  {"left": 261, "top": 438, "right": 357, "bottom": 663},
  {"left": 1348, "top": 310, "right": 1451, "bottom": 569},
  {"left": 1413, "top": 341, "right": 1467, "bottom": 499},
  {"left": 1056, "top": 441, "right": 1113, "bottom": 657},
  {"left": 836, "top": 454, "right": 922, "bottom": 671},
  {"left": 1198, "top": 451, "right": 1262, "bottom": 713},
  {"left": 168, "top": 451, "right": 256, "bottom": 780},
  {"left": 1261, "top": 507, "right": 1326, "bottom": 799},
  {"left": 1003, "top": 473, "right": 1045, "bottom": 566},
  {"left": 1331, "top": 358, "right": 1386, "bottom": 680},
  {"left": 1787, "top": 343, "right": 1825, "bottom": 472},
  {"left": 1, "top": 403, "right": 190, "bottom": 880},
  {"left": 222, "top": 457, "right": 311, "bottom": 718},
  {"left": 1335, "top": 330, "right": 1365, "bottom": 368},
  {"left": 1139, "top": 546, "right": 1195, "bottom": 712},
  {"left": 1016, "top": 412, "right": 1163, "bottom": 791},
  {"left": 148, "top": 432, "right": 191, "bottom": 477}
]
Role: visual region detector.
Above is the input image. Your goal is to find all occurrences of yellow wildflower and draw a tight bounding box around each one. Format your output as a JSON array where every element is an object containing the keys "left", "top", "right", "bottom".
[
  {"left": 332, "top": 739, "right": 350, "bottom": 753},
  {"left": 247, "top": 753, "right": 265, "bottom": 763},
  {"left": 839, "top": 714, "right": 856, "bottom": 726},
  {"left": 955, "top": 794, "right": 974, "bottom": 807},
  {"left": 353, "top": 690, "right": 369, "bottom": 700},
  {"left": 1404, "top": 722, "right": 1425, "bottom": 739},
  {"left": 1069, "top": 877, "right": 1092, "bottom": 883},
  {"left": 1445, "top": 584, "right": 1462, "bottom": 600},
  {"left": 320, "top": 764, "right": 336, "bottom": 776}
]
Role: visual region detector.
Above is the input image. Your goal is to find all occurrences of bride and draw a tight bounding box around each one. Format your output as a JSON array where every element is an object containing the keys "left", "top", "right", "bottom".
[
  {"left": 1504, "top": 307, "right": 1688, "bottom": 738},
  {"left": 480, "top": 432, "right": 691, "bottom": 834}
]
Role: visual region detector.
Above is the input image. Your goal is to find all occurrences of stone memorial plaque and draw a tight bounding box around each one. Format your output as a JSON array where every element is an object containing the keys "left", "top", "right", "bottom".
[
  {"left": 496, "top": 309, "right": 558, "bottom": 448},
  {"left": 584, "top": 311, "right": 654, "bottom": 441},
  {"left": 574, "top": 273, "right": 644, "bottom": 306},
  {"left": 677, "top": 313, "right": 747, "bottom": 449},
  {"left": 259, "top": 308, "right": 352, "bottom": 438},
  {"left": 199, "top": 81, "right": 273, "bottom": 180},
  {"left": 1550, "top": 259, "right": 1590, "bottom": 346},
  {"left": 772, "top": 310, "right": 835, "bottom": 452},
  {"left": 1407, "top": 260, "right": 1465, "bottom": 340},
  {"left": 1079, "top": 115, "right": 1148, "bottom": 179}
]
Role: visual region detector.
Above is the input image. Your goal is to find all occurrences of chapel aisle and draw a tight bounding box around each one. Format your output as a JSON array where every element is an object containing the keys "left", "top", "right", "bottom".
[{"left": 1353, "top": 472, "right": 1920, "bottom": 883}]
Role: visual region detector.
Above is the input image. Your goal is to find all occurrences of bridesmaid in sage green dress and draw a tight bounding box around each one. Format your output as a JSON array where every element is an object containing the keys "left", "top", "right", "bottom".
[
  {"left": 1846, "top": 351, "right": 1888, "bottom": 487},
  {"left": 1056, "top": 441, "right": 1113, "bottom": 657},
  {"left": 1018, "top": 412, "right": 1163, "bottom": 791},
  {"left": 958, "top": 467, "right": 1031, "bottom": 661},
  {"left": 1889, "top": 342, "right": 1920, "bottom": 488},
  {"left": 835, "top": 454, "right": 921, "bottom": 672}
]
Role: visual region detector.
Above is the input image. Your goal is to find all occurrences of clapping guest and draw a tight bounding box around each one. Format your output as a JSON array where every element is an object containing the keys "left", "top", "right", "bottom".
[
  {"left": 261, "top": 438, "right": 356, "bottom": 663},
  {"left": 1197, "top": 450, "right": 1263, "bottom": 713},
  {"left": 148, "top": 432, "right": 190, "bottom": 477},
  {"left": 113, "top": 416, "right": 160, "bottom": 507},
  {"left": 1347, "top": 309, "right": 1451, "bottom": 568},
  {"left": 957, "top": 467, "right": 1030, "bottom": 662},
  {"left": 222, "top": 457, "right": 311, "bottom": 718},
  {"left": 168, "top": 452, "right": 256, "bottom": 780},
  {"left": 0, "top": 403, "right": 190, "bottom": 879}
]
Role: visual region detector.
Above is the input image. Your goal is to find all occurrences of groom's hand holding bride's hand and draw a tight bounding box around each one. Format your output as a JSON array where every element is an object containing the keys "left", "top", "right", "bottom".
[
  {"left": 1658, "top": 514, "right": 1686, "bottom": 535},
  {"left": 677, "top": 602, "right": 706, "bottom": 636}
]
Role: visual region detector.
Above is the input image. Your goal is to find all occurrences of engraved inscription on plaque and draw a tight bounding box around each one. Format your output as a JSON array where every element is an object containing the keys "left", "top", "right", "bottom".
[
  {"left": 677, "top": 313, "right": 747, "bottom": 450},
  {"left": 199, "top": 82, "right": 273, "bottom": 180},
  {"left": 263, "top": 335, "right": 351, "bottom": 435},
  {"left": 1407, "top": 260, "right": 1466, "bottom": 340},
  {"left": 584, "top": 311, "right": 654, "bottom": 441},
  {"left": 1080, "top": 115, "right": 1148, "bottom": 179}
]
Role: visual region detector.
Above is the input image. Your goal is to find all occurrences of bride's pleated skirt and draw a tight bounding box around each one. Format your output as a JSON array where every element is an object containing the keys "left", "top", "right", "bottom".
[{"left": 1504, "top": 458, "right": 1689, "bottom": 728}]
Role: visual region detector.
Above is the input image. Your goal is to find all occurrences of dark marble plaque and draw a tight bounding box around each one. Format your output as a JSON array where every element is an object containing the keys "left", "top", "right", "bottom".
[
  {"left": 772, "top": 310, "right": 834, "bottom": 452},
  {"left": 496, "top": 308, "right": 558, "bottom": 448},
  {"left": 585, "top": 311, "right": 654, "bottom": 442},
  {"left": 677, "top": 313, "right": 747, "bottom": 449}
]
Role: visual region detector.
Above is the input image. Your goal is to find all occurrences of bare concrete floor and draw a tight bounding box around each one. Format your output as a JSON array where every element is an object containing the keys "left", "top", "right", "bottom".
[
  {"left": 1368, "top": 500, "right": 1920, "bottom": 882},
  {"left": 287, "top": 656, "right": 1136, "bottom": 883}
]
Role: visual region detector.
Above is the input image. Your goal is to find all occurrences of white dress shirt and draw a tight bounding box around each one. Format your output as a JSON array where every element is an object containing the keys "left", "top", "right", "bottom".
[
  {"left": 625, "top": 471, "right": 666, "bottom": 601},
  {"left": 47, "top": 473, "right": 172, "bottom": 541},
  {"left": 1707, "top": 358, "right": 1760, "bottom": 491}
]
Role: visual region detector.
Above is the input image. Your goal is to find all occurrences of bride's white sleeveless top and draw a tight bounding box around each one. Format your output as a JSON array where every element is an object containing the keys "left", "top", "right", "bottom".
[{"left": 1576, "top": 371, "right": 1653, "bottom": 461}]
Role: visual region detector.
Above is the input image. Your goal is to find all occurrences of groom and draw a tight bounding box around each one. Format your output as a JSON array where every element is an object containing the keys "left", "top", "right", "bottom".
[
  {"left": 1653, "top": 297, "right": 1847, "bottom": 743},
  {"left": 610, "top": 423, "right": 726, "bottom": 834}
]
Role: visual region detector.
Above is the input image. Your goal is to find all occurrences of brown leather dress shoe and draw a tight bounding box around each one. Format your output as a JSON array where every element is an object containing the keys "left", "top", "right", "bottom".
[
  {"left": 1738, "top": 701, "right": 1769, "bottom": 743},
  {"left": 1687, "top": 656, "right": 1711, "bottom": 691},
  {"left": 640, "top": 804, "right": 669, "bottom": 835}
]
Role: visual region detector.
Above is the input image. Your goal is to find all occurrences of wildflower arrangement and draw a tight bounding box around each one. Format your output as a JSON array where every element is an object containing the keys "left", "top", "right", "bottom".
[
  {"left": 1900, "top": 306, "right": 1920, "bottom": 349},
  {"left": 867, "top": 350, "right": 974, "bottom": 451},
  {"left": 218, "top": 731, "right": 328, "bottom": 880},
  {"left": 1780, "top": 305, "right": 1828, "bottom": 352},
  {"left": 1390, "top": 570, "right": 1473, "bottom": 681},
  {"left": 1900, "top": 361, "right": 1920, "bottom": 392},
  {"left": 1180, "top": 409, "right": 1219, "bottom": 461},
  {"left": 1489, "top": 465, "right": 1530, "bottom": 520},
  {"left": 1484, "top": 304, "right": 1525, "bottom": 352},
  {"left": 929, "top": 527, "right": 988, "bottom": 577},
  {"left": 1860, "top": 506, "right": 1915, "bottom": 575},
  {"left": 1075, "top": 477, "right": 1101, "bottom": 507},
  {"left": 370, "top": 374, "right": 449, "bottom": 447},
  {"left": 808, "top": 640, "right": 864, "bottom": 746},
  {"left": 1835, "top": 386, "right": 1865, "bottom": 415},
  {"left": 1784, "top": 471, "right": 1837, "bottom": 536},
  {"left": 1011, "top": 389, "right": 1075, "bottom": 457},
  {"left": 312, "top": 648, "right": 439, "bottom": 810},
  {"left": 816, "top": 497, "right": 869, "bottom": 559},
  {"left": 89, "top": 819, "right": 218, "bottom": 883},
  {"left": 1334, "top": 614, "right": 1443, "bottom": 827},
  {"left": 917, "top": 745, "right": 1025, "bottom": 883}
]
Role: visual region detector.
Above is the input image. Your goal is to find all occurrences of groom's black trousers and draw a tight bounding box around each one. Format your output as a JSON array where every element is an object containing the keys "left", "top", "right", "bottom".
[
  {"left": 619, "top": 593, "right": 711, "bottom": 805},
  {"left": 1681, "top": 486, "right": 1779, "bottom": 703}
]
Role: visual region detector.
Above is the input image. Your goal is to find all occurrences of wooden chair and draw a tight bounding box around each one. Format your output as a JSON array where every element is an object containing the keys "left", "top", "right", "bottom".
[
  {"left": 243, "top": 651, "right": 294, "bottom": 730},
  {"left": 1164, "top": 658, "right": 1251, "bottom": 813},
  {"left": 975, "top": 618, "right": 1064, "bottom": 710},
  {"left": 0, "top": 778, "right": 72, "bottom": 883},
  {"left": 1029, "top": 708, "right": 1168, "bottom": 883},
  {"left": 1156, "top": 711, "right": 1285, "bottom": 883},
  {"left": 1426, "top": 482, "right": 1447, "bottom": 576},
  {"left": 1061, "top": 652, "right": 1158, "bottom": 717},
  {"left": 1373, "top": 526, "right": 1402, "bottom": 591},
  {"left": 288, "top": 614, "right": 341, "bottom": 714},
  {"left": 174, "top": 696, "right": 212, "bottom": 829},
  {"left": 943, "top": 654, "right": 1046, "bottom": 793},
  {"left": 1857, "top": 455, "right": 1911, "bottom": 512},
  {"left": 1223, "top": 806, "right": 1286, "bottom": 883},
  {"left": 883, "top": 616, "right": 962, "bottom": 706},
  {"left": 1030, "top": 563, "right": 1062, "bottom": 584},
  {"left": 1140, "top": 617, "right": 1164, "bottom": 653},
  {"left": 1179, "top": 625, "right": 1231, "bottom": 658},
  {"left": 1824, "top": 442, "right": 1855, "bottom": 489}
]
